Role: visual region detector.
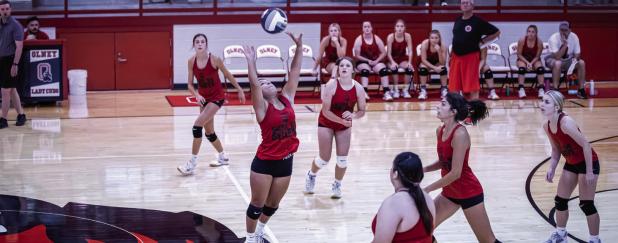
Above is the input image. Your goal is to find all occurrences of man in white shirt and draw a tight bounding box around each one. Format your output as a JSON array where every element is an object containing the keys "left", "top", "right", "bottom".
[{"left": 545, "top": 21, "right": 587, "bottom": 98}]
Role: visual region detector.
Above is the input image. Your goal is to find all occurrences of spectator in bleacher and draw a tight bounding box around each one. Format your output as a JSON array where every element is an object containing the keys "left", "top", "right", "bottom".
[
  {"left": 418, "top": 30, "right": 448, "bottom": 100},
  {"left": 516, "top": 25, "right": 545, "bottom": 99},
  {"left": 353, "top": 21, "right": 390, "bottom": 101},
  {"left": 545, "top": 21, "right": 587, "bottom": 99},
  {"left": 386, "top": 19, "right": 413, "bottom": 99},
  {"left": 315, "top": 23, "right": 347, "bottom": 91},
  {"left": 449, "top": 0, "right": 500, "bottom": 100},
  {"left": 24, "top": 16, "right": 49, "bottom": 40},
  {"left": 413, "top": 0, "right": 448, "bottom": 6},
  {"left": 479, "top": 46, "right": 500, "bottom": 100}
]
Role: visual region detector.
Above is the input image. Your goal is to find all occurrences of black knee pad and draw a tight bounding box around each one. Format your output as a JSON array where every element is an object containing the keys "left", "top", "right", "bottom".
[
  {"left": 555, "top": 196, "right": 569, "bottom": 211},
  {"left": 205, "top": 133, "right": 218, "bottom": 142},
  {"left": 378, "top": 68, "right": 389, "bottom": 77},
  {"left": 518, "top": 67, "right": 527, "bottom": 75},
  {"left": 405, "top": 67, "right": 413, "bottom": 75},
  {"left": 262, "top": 206, "right": 278, "bottom": 217},
  {"left": 439, "top": 67, "right": 448, "bottom": 76},
  {"left": 192, "top": 126, "right": 203, "bottom": 138},
  {"left": 419, "top": 67, "right": 429, "bottom": 76},
  {"left": 360, "top": 69, "right": 370, "bottom": 77},
  {"left": 579, "top": 200, "right": 598, "bottom": 216},
  {"left": 536, "top": 67, "right": 546, "bottom": 75},
  {"left": 246, "top": 204, "right": 263, "bottom": 220},
  {"left": 483, "top": 69, "right": 493, "bottom": 79}
]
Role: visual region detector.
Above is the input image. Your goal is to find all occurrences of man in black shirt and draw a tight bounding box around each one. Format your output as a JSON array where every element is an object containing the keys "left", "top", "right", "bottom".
[{"left": 449, "top": 0, "right": 500, "bottom": 99}]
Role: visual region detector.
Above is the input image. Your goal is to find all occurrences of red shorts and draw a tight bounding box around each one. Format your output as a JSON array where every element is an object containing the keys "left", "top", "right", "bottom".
[
  {"left": 392, "top": 55, "right": 410, "bottom": 64},
  {"left": 448, "top": 52, "right": 480, "bottom": 93}
]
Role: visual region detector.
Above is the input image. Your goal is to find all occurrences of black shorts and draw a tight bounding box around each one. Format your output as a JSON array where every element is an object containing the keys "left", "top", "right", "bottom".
[
  {"left": 201, "top": 99, "right": 224, "bottom": 108},
  {"left": 444, "top": 193, "right": 484, "bottom": 210},
  {"left": 251, "top": 154, "right": 293, "bottom": 178},
  {"left": 564, "top": 161, "right": 600, "bottom": 175},
  {"left": 0, "top": 55, "right": 18, "bottom": 88}
]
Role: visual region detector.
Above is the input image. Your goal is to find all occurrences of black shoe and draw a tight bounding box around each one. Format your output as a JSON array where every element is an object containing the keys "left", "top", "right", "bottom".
[
  {"left": 0, "top": 118, "right": 7, "bottom": 129},
  {"left": 16, "top": 114, "right": 26, "bottom": 126},
  {"left": 577, "top": 89, "right": 588, "bottom": 99}
]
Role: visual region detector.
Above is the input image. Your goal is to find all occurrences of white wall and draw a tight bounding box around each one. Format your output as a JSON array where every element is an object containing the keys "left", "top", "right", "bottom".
[{"left": 173, "top": 23, "right": 320, "bottom": 84}]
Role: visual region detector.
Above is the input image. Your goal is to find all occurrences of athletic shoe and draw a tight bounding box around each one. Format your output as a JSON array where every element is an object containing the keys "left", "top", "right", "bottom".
[
  {"left": 518, "top": 88, "right": 527, "bottom": 98},
  {"left": 0, "top": 118, "right": 7, "bottom": 129},
  {"left": 331, "top": 181, "right": 342, "bottom": 199},
  {"left": 383, "top": 91, "right": 393, "bottom": 101},
  {"left": 15, "top": 114, "right": 26, "bottom": 126},
  {"left": 544, "top": 231, "right": 568, "bottom": 243},
  {"left": 244, "top": 235, "right": 264, "bottom": 243},
  {"left": 177, "top": 159, "right": 197, "bottom": 175},
  {"left": 402, "top": 89, "right": 412, "bottom": 98},
  {"left": 392, "top": 89, "right": 400, "bottom": 99},
  {"left": 304, "top": 171, "right": 316, "bottom": 194},
  {"left": 424, "top": 2, "right": 429, "bottom": 6},
  {"left": 0, "top": 224, "right": 5, "bottom": 233},
  {"left": 210, "top": 152, "right": 229, "bottom": 167},
  {"left": 418, "top": 89, "right": 428, "bottom": 100},
  {"left": 488, "top": 89, "right": 500, "bottom": 100},
  {"left": 441, "top": 1, "right": 448, "bottom": 6},
  {"left": 538, "top": 88, "right": 545, "bottom": 98},
  {"left": 440, "top": 88, "right": 448, "bottom": 98}
]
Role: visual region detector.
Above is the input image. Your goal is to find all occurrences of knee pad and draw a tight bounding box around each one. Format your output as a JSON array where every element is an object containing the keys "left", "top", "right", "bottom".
[
  {"left": 246, "top": 204, "right": 263, "bottom": 220},
  {"left": 360, "top": 69, "right": 370, "bottom": 77},
  {"left": 555, "top": 196, "right": 569, "bottom": 211},
  {"left": 483, "top": 69, "right": 493, "bottom": 79},
  {"left": 314, "top": 156, "right": 330, "bottom": 169},
  {"left": 192, "top": 126, "right": 203, "bottom": 138},
  {"left": 579, "top": 200, "right": 598, "bottom": 216},
  {"left": 262, "top": 206, "right": 278, "bottom": 217},
  {"left": 405, "top": 67, "right": 413, "bottom": 75},
  {"left": 536, "top": 67, "right": 546, "bottom": 75},
  {"left": 419, "top": 67, "right": 429, "bottom": 76},
  {"left": 378, "top": 68, "right": 389, "bottom": 77},
  {"left": 336, "top": 156, "right": 348, "bottom": 168},
  {"left": 518, "top": 67, "right": 527, "bottom": 75},
  {"left": 205, "top": 133, "right": 218, "bottom": 142},
  {"left": 439, "top": 67, "right": 448, "bottom": 76}
]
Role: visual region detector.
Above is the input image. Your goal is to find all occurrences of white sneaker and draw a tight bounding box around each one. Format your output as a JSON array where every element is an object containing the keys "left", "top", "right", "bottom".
[
  {"left": 177, "top": 159, "right": 197, "bottom": 175},
  {"left": 210, "top": 152, "right": 230, "bottom": 167},
  {"left": 487, "top": 89, "right": 500, "bottom": 100},
  {"left": 304, "top": 171, "right": 316, "bottom": 194},
  {"left": 331, "top": 181, "right": 342, "bottom": 199},
  {"left": 383, "top": 92, "right": 393, "bottom": 101},
  {"left": 402, "top": 89, "right": 412, "bottom": 98},
  {"left": 441, "top": 88, "right": 448, "bottom": 98},
  {"left": 392, "top": 89, "right": 400, "bottom": 99},
  {"left": 544, "top": 231, "right": 568, "bottom": 243},
  {"left": 441, "top": 1, "right": 448, "bottom": 6},
  {"left": 0, "top": 224, "right": 6, "bottom": 233},
  {"left": 244, "top": 235, "right": 264, "bottom": 243},
  {"left": 424, "top": 2, "right": 429, "bottom": 6},
  {"left": 538, "top": 88, "right": 545, "bottom": 98},
  {"left": 518, "top": 88, "right": 527, "bottom": 98},
  {"left": 418, "top": 89, "right": 428, "bottom": 100}
]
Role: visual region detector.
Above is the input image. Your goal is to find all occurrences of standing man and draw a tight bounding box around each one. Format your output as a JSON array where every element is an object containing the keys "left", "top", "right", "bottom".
[
  {"left": 545, "top": 21, "right": 588, "bottom": 99},
  {"left": 449, "top": 0, "right": 500, "bottom": 99},
  {"left": 0, "top": 0, "right": 26, "bottom": 129},
  {"left": 24, "top": 16, "right": 50, "bottom": 40}
]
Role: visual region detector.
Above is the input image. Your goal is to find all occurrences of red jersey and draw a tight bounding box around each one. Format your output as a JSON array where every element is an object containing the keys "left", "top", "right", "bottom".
[
  {"left": 391, "top": 36, "right": 409, "bottom": 64},
  {"left": 372, "top": 216, "right": 432, "bottom": 243},
  {"left": 547, "top": 113, "right": 599, "bottom": 165},
  {"left": 437, "top": 125, "right": 483, "bottom": 199},
  {"left": 521, "top": 36, "right": 539, "bottom": 62},
  {"left": 321, "top": 38, "right": 341, "bottom": 67},
  {"left": 360, "top": 35, "right": 382, "bottom": 61},
  {"left": 23, "top": 31, "right": 49, "bottom": 40},
  {"left": 425, "top": 47, "right": 440, "bottom": 65},
  {"left": 318, "top": 80, "right": 358, "bottom": 131},
  {"left": 193, "top": 54, "right": 225, "bottom": 102},
  {"left": 257, "top": 96, "right": 299, "bottom": 160}
]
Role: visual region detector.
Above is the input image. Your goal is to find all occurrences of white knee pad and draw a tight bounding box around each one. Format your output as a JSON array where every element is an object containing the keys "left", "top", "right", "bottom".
[
  {"left": 314, "top": 156, "right": 330, "bottom": 169},
  {"left": 336, "top": 156, "right": 348, "bottom": 168}
]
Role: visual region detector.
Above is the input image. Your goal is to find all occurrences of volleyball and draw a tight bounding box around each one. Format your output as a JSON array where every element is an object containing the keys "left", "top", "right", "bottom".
[{"left": 260, "top": 8, "right": 288, "bottom": 34}]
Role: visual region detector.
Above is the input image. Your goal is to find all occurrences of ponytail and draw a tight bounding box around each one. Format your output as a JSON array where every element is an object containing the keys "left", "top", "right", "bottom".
[
  {"left": 445, "top": 92, "right": 489, "bottom": 125},
  {"left": 393, "top": 152, "right": 433, "bottom": 235},
  {"left": 467, "top": 99, "right": 489, "bottom": 125}
]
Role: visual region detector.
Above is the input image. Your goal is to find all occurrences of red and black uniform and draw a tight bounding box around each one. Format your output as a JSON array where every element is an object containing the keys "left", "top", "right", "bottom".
[
  {"left": 520, "top": 36, "right": 539, "bottom": 63},
  {"left": 371, "top": 215, "right": 432, "bottom": 243},
  {"left": 318, "top": 80, "right": 358, "bottom": 131},
  {"left": 391, "top": 37, "right": 409, "bottom": 64},
  {"left": 193, "top": 54, "right": 225, "bottom": 107},
  {"left": 425, "top": 46, "right": 440, "bottom": 66},
  {"left": 23, "top": 31, "right": 49, "bottom": 40},
  {"left": 252, "top": 95, "right": 299, "bottom": 177},
  {"left": 449, "top": 15, "right": 499, "bottom": 93},
  {"left": 437, "top": 125, "right": 484, "bottom": 209},
  {"left": 357, "top": 35, "right": 382, "bottom": 68},
  {"left": 547, "top": 113, "right": 600, "bottom": 174},
  {"left": 321, "top": 38, "right": 341, "bottom": 68}
]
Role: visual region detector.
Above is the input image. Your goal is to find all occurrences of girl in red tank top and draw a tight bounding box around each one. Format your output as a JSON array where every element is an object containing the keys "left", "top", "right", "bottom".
[
  {"left": 304, "top": 57, "right": 366, "bottom": 199},
  {"left": 372, "top": 152, "right": 435, "bottom": 243},
  {"left": 516, "top": 25, "right": 545, "bottom": 99},
  {"left": 418, "top": 30, "right": 448, "bottom": 101},
  {"left": 177, "top": 33, "right": 246, "bottom": 176},
  {"left": 315, "top": 23, "right": 347, "bottom": 86},
  {"left": 353, "top": 21, "right": 391, "bottom": 101},
  {"left": 241, "top": 32, "right": 304, "bottom": 243},
  {"left": 540, "top": 90, "right": 602, "bottom": 243},
  {"left": 386, "top": 19, "right": 414, "bottom": 100},
  {"left": 423, "top": 93, "right": 502, "bottom": 243}
]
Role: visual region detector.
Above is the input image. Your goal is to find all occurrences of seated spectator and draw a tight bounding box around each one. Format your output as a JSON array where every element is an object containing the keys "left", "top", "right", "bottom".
[
  {"left": 418, "top": 30, "right": 448, "bottom": 100},
  {"left": 545, "top": 21, "right": 587, "bottom": 98},
  {"left": 479, "top": 46, "right": 500, "bottom": 100},
  {"left": 24, "top": 16, "right": 49, "bottom": 40},
  {"left": 516, "top": 25, "right": 545, "bottom": 98}
]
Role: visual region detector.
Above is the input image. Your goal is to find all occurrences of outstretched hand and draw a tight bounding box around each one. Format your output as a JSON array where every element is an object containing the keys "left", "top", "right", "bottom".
[
  {"left": 242, "top": 45, "right": 256, "bottom": 62},
  {"left": 286, "top": 32, "right": 303, "bottom": 46}
]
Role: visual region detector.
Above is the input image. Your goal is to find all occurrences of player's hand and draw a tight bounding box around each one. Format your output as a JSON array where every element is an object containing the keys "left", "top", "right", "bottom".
[
  {"left": 10, "top": 64, "right": 18, "bottom": 77},
  {"left": 331, "top": 36, "right": 339, "bottom": 45},
  {"left": 242, "top": 45, "right": 256, "bottom": 62},
  {"left": 286, "top": 32, "right": 303, "bottom": 46},
  {"left": 369, "top": 60, "right": 377, "bottom": 66},
  {"left": 342, "top": 111, "right": 353, "bottom": 120},
  {"left": 342, "top": 119, "right": 352, "bottom": 127},
  {"left": 585, "top": 172, "right": 596, "bottom": 185},
  {"left": 434, "top": 66, "right": 443, "bottom": 73},
  {"left": 434, "top": 44, "right": 441, "bottom": 51},
  {"left": 526, "top": 62, "right": 532, "bottom": 70},
  {"left": 237, "top": 90, "right": 246, "bottom": 104},
  {"left": 545, "top": 168, "right": 556, "bottom": 183},
  {"left": 196, "top": 95, "right": 206, "bottom": 106}
]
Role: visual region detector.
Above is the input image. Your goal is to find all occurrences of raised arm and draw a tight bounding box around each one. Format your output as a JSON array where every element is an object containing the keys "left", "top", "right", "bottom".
[
  {"left": 282, "top": 32, "right": 303, "bottom": 102},
  {"left": 243, "top": 45, "right": 267, "bottom": 122}
]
